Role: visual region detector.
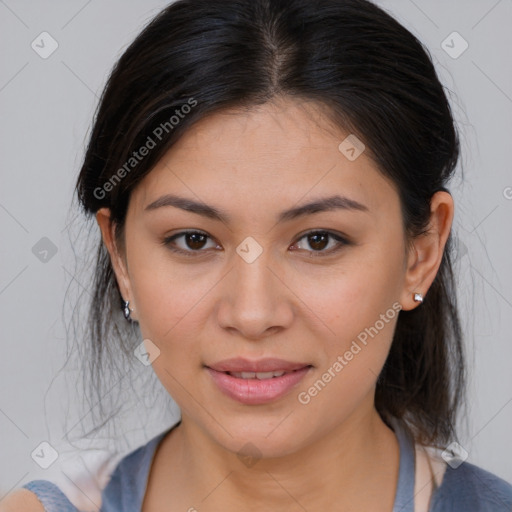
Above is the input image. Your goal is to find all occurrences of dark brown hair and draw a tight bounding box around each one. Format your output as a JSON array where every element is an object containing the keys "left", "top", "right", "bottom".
[{"left": 73, "top": 0, "right": 465, "bottom": 447}]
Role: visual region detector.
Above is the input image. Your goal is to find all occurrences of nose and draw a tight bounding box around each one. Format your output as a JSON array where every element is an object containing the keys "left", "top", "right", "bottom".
[{"left": 216, "top": 248, "right": 294, "bottom": 341}]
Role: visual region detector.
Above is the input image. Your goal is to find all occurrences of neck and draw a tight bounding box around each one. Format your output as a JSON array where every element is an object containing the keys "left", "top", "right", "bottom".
[{"left": 170, "top": 403, "right": 400, "bottom": 510}]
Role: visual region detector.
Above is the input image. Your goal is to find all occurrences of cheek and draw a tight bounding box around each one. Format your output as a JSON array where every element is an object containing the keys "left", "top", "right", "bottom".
[
  {"left": 293, "top": 271, "right": 401, "bottom": 428},
  {"left": 129, "top": 260, "right": 211, "bottom": 406},
  {"left": 294, "top": 240, "right": 405, "bottom": 340},
  {"left": 293, "top": 239, "right": 405, "bottom": 402},
  {"left": 131, "top": 265, "right": 213, "bottom": 342},
  {"left": 124, "top": 224, "right": 214, "bottom": 339}
]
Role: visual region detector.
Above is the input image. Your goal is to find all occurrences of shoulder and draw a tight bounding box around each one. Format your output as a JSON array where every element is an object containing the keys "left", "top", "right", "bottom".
[
  {"left": 0, "top": 488, "right": 44, "bottom": 512},
  {"left": 100, "top": 428, "right": 170, "bottom": 511},
  {"left": 104, "top": 431, "right": 163, "bottom": 485},
  {"left": 1, "top": 427, "right": 174, "bottom": 512},
  {"left": 0, "top": 481, "right": 77, "bottom": 512},
  {"left": 431, "top": 460, "right": 512, "bottom": 511}
]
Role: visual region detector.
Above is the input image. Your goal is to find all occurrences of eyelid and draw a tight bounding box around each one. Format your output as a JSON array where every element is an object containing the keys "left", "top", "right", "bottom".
[
  {"left": 162, "top": 230, "right": 220, "bottom": 257},
  {"left": 162, "top": 229, "right": 351, "bottom": 257},
  {"left": 291, "top": 230, "right": 350, "bottom": 256}
]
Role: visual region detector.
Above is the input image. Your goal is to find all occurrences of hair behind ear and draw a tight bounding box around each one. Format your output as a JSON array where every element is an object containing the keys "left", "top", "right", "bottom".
[{"left": 376, "top": 234, "right": 465, "bottom": 447}]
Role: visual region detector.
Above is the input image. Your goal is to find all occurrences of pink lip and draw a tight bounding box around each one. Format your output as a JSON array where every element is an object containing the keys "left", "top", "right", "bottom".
[
  {"left": 205, "top": 363, "right": 312, "bottom": 405},
  {"left": 207, "top": 357, "right": 310, "bottom": 373}
]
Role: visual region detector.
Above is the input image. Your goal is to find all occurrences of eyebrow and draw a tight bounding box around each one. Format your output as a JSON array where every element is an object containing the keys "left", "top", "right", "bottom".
[{"left": 144, "top": 193, "right": 369, "bottom": 223}]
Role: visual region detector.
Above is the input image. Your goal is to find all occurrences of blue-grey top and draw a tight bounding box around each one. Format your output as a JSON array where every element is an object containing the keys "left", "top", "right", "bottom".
[{"left": 21, "top": 418, "right": 512, "bottom": 511}]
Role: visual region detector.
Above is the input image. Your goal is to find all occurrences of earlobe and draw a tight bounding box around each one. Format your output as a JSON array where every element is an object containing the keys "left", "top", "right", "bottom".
[{"left": 399, "top": 191, "right": 454, "bottom": 311}]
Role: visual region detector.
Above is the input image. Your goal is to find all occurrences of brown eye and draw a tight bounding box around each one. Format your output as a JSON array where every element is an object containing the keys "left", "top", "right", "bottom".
[
  {"left": 291, "top": 230, "right": 349, "bottom": 256},
  {"left": 306, "top": 232, "right": 329, "bottom": 251},
  {"left": 163, "top": 231, "right": 219, "bottom": 256},
  {"left": 183, "top": 232, "right": 208, "bottom": 250}
]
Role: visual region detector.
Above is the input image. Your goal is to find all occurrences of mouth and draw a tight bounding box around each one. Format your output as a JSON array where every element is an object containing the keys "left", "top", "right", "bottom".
[
  {"left": 223, "top": 368, "right": 308, "bottom": 379},
  {"left": 205, "top": 361, "right": 313, "bottom": 405},
  {"left": 206, "top": 357, "right": 311, "bottom": 374}
]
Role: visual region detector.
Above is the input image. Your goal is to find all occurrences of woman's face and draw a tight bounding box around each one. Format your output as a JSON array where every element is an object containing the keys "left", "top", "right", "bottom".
[{"left": 110, "top": 97, "right": 415, "bottom": 457}]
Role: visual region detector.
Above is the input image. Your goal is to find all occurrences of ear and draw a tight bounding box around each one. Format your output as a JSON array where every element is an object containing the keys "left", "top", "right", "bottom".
[
  {"left": 399, "top": 191, "right": 454, "bottom": 311},
  {"left": 96, "top": 208, "right": 137, "bottom": 320}
]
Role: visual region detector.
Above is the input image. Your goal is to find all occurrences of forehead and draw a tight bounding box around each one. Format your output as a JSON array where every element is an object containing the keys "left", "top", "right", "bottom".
[
  {"left": 161, "top": 98, "right": 360, "bottom": 173},
  {"left": 130, "top": 97, "right": 399, "bottom": 218}
]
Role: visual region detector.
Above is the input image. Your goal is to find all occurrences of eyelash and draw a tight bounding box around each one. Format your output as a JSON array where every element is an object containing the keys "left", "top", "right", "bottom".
[{"left": 161, "top": 230, "right": 350, "bottom": 258}]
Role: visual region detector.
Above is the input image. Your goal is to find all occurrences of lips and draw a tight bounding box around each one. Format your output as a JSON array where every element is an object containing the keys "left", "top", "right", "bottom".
[{"left": 205, "top": 358, "right": 312, "bottom": 405}]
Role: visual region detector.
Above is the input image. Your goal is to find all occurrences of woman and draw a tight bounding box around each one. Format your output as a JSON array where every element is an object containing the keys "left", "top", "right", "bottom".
[{"left": 4, "top": 0, "right": 512, "bottom": 510}]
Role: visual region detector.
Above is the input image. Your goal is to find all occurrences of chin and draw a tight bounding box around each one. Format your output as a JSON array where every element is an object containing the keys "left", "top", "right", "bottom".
[{"left": 204, "top": 415, "right": 315, "bottom": 461}]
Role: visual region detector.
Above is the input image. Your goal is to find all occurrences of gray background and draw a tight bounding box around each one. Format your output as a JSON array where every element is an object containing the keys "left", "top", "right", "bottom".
[{"left": 1, "top": 0, "right": 511, "bottom": 509}]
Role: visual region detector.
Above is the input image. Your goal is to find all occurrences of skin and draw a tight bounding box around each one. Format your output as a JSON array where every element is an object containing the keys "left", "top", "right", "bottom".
[{"left": 95, "top": 96, "right": 454, "bottom": 511}]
